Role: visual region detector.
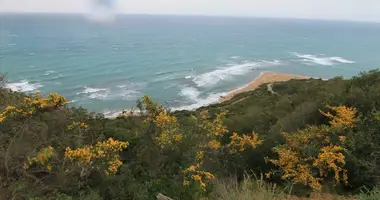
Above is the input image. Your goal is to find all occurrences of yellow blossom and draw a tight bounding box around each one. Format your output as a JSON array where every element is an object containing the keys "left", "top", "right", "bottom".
[
  {"left": 313, "top": 145, "right": 345, "bottom": 183},
  {"left": 320, "top": 105, "right": 357, "bottom": 129},
  {"left": 191, "top": 174, "right": 202, "bottom": 181},
  {"left": 64, "top": 138, "right": 128, "bottom": 174},
  {"left": 25, "top": 146, "right": 55, "bottom": 171},
  {"left": 228, "top": 132, "right": 262, "bottom": 153},
  {"left": 196, "top": 151, "right": 204, "bottom": 162},
  {"left": 207, "top": 140, "right": 221, "bottom": 150}
]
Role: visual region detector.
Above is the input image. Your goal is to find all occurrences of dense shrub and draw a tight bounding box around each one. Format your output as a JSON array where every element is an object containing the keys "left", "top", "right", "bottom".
[{"left": 1, "top": 70, "right": 380, "bottom": 199}]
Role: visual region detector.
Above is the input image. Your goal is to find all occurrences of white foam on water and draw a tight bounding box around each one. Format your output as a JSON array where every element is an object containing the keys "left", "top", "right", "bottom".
[
  {"left": 44, "top": 70, "right": 56, "bottom": 76},
  {"left": 330, "top": 57, "right": 356, "bottom": 64},
  {"left": 116, "top": 84, "right": 130, "bottom": 89},
  {"left": 172, "top": 90, "right": 227, "bottom": 111},
  {"left": 51, "top": 74, "right": 66, "bottom": 80},
  {"left": 76, "top": 86, "right": 109, "bottom": 100},
  {"left": 230, "top": 56, "right": 240, "bottom": 59},
  {"left": 76, "top": 85, "right": 140, "bottom": 101},
  {"left": 293, "top": 52, "right": 355, "bottom": 66},
  {"left": 6, "top": 80, "right": 43, "bottom": 92},
  {"left": 77, "top": 86, "right": 108, "bottom": 95},
  {"left": 180, "top": 87, "right": 201, "bottom": 102},
  {"left": 116, "top": 89, "right": 140, "bottom": 100},
  {"left": 89, "top": 92, "right": 109, "bottom": 100},
  {"left": 185, "top": 76, "right": 192, "bottom": 79},
  {"left": 193, "top": 60, "right": 281, "bottom": 87}
]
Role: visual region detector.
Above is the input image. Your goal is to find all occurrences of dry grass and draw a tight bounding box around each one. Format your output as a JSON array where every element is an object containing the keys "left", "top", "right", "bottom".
[
  {"left": 211, "top": 175, "right": 287, "bottom": 200},
  {"left": 210, "top": 175, "right": 359, "bottom": 200},
  {"left": 285, "top": 193, "right": 355, "bottom": 200}
]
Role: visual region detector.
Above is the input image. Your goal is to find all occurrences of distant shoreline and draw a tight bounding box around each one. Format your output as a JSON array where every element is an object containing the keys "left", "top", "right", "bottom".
[{"left": 220, "top": 71, "right": 310, "bottom": 102}]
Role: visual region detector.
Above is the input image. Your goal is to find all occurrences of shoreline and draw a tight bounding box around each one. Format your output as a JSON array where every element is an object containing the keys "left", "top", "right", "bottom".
[
  {"left": 219, "top": 71, "right": 310, "bottom": 102},
  {"left": 103, "top": 71, "right": 311, "bottom": 117}
]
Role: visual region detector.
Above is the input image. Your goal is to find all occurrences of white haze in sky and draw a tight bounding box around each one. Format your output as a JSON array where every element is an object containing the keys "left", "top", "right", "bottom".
[{"left": 0, "top": 0, "right": 380, "bottom": 22}]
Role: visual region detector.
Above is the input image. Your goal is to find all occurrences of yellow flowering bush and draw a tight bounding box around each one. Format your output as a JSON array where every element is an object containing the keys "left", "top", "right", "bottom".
[
  {"left": 183, "top": 151, "right": 215, "bottom": 191},
  {"left": 197, "top": 111, "right": 228, "bottom": 150},
  {"left": 154, "top": 111, "right": 183, "bottom": 148},
  {"left": 269, "top": 105, "right": 357, "bottom": 190},
  {"left": 313, "top": 145, "right": 347, "bottom": 184},
  {"left": 0, "top": 92, "right": 67, "bottom": 123},
  {"left": 141, "top": 96, "right": 165, "bottom": 123},
  {"left": 320, "top": 105, "right": 357, "bottom": 129},
  {"left": 199, "top": 111, "right": 228, "bottom": 137},
  {"left": 139, "top": 96, "right": 183, "bottom": 148},
  {"left": 270, "top": 147, "right": 322, "bottom": 190},
  {"left": 64, "top": 138, "right": 129, "bottom": 175},
  {"left": 228, "top": 132, "right": 262, "bottom": 153},
  {"left": 24, "top": 146, "right": 55, "bottom": 172}
]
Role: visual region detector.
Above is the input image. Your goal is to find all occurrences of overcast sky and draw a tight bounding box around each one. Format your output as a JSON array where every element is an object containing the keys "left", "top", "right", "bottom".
[{"left": 1, "top": 0, "right": 380, "bottom": 22}]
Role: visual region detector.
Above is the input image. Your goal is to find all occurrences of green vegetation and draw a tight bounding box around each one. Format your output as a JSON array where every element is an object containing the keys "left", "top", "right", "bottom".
[{"left": 1, "top": 70, "right": 380, "bottom": 199}]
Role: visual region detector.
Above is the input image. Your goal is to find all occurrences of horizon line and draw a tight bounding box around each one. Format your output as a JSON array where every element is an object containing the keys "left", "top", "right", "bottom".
[{"left": 0, "top": 11, "right": 379, "bottom": 24}]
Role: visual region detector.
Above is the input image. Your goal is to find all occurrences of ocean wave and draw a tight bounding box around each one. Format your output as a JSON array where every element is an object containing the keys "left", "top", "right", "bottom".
[
  {"left": 293, "top": 52, "right": 355, "bottom": 66},
  {"left": 51, "top": 74, "right": 67, "bottom": 80},
  {"left": 330, "top": 57, "right": 356, "bottom": 64},
  {"left": 180, "top": 87, "right": 201, "bottom": 102},
  {"left": 117, "top": 89, "right": 140, "bottom": 100},
  {"left": 89, "top": 92, "right": 109, "bottom": 100},
  {"left": 185, "top": 76, "right": 192, "bottom": 79},
  {"left": 173, "top": 90, "right": 226, "bottom": 111},
  {"left": 6, "top": 80, "right": 43, "bottom": 92},
  {"left": 76, "top": 86, "right": 108, "bottom": 95},
  {"left": 76, "top": 85, "right": 140, "bottom": 101},
  {"left": 44, "top": 70, "right": 56, "bottom": 76},
  {"left": 193, "top": 60, "right": 281, "bottom": 87}
]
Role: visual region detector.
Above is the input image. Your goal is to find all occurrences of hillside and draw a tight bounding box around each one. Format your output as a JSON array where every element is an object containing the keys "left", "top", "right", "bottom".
[{"left": 1, "top": 70, "right": 380, "bottom": 200}]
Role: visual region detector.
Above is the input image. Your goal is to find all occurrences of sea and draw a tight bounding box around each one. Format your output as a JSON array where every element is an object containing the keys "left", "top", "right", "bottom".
[{"left": 1, "top": 14, "right": 380, "bottom": 117}]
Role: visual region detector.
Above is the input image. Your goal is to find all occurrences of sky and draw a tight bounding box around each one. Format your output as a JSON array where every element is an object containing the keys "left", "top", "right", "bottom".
[{"left": 0, "top": 0, "right": 380, "bottom": 22}]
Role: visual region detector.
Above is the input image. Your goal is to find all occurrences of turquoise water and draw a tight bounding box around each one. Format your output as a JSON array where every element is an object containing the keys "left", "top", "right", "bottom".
[{"left": 1, "top": 14, "right": 380, "bottom": 116}]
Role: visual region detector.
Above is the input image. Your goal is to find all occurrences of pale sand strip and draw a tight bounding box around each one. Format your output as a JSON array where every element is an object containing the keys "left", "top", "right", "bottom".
[{"left": 220, "top": 72, "right": 310, "bottom": 102}]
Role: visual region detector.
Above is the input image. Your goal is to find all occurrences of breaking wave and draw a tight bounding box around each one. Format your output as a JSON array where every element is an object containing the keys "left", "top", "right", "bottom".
[
  {"left": 292, "top": 52, "right": 355, "bottom": 66},
  {"left": 5, "top": 80, "right": 43, "bottom": 92},
  {"left": 172, "top": 86, "right": 226, "bottom": 111},
  {"left": 76, "top": 85, "right": 140, "bottom": 101},
  {"left": 192, "top": 60, "right": 281, "bottom": 87}
]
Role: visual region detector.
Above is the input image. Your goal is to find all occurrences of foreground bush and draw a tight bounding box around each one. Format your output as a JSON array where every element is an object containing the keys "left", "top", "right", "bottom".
[{"left": 1, "top": 70, "right": 380, "bottom": 199}]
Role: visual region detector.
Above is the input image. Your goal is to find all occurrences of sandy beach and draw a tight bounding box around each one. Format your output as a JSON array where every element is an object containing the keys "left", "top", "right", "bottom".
[{"left": 220, "top": 72, "right": 310, "bottom": 102}]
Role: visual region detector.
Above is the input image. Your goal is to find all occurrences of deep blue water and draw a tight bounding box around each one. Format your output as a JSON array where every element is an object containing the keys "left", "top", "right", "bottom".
[{"left": 1, "top": 14, "right": 380, "bottom": 116}]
